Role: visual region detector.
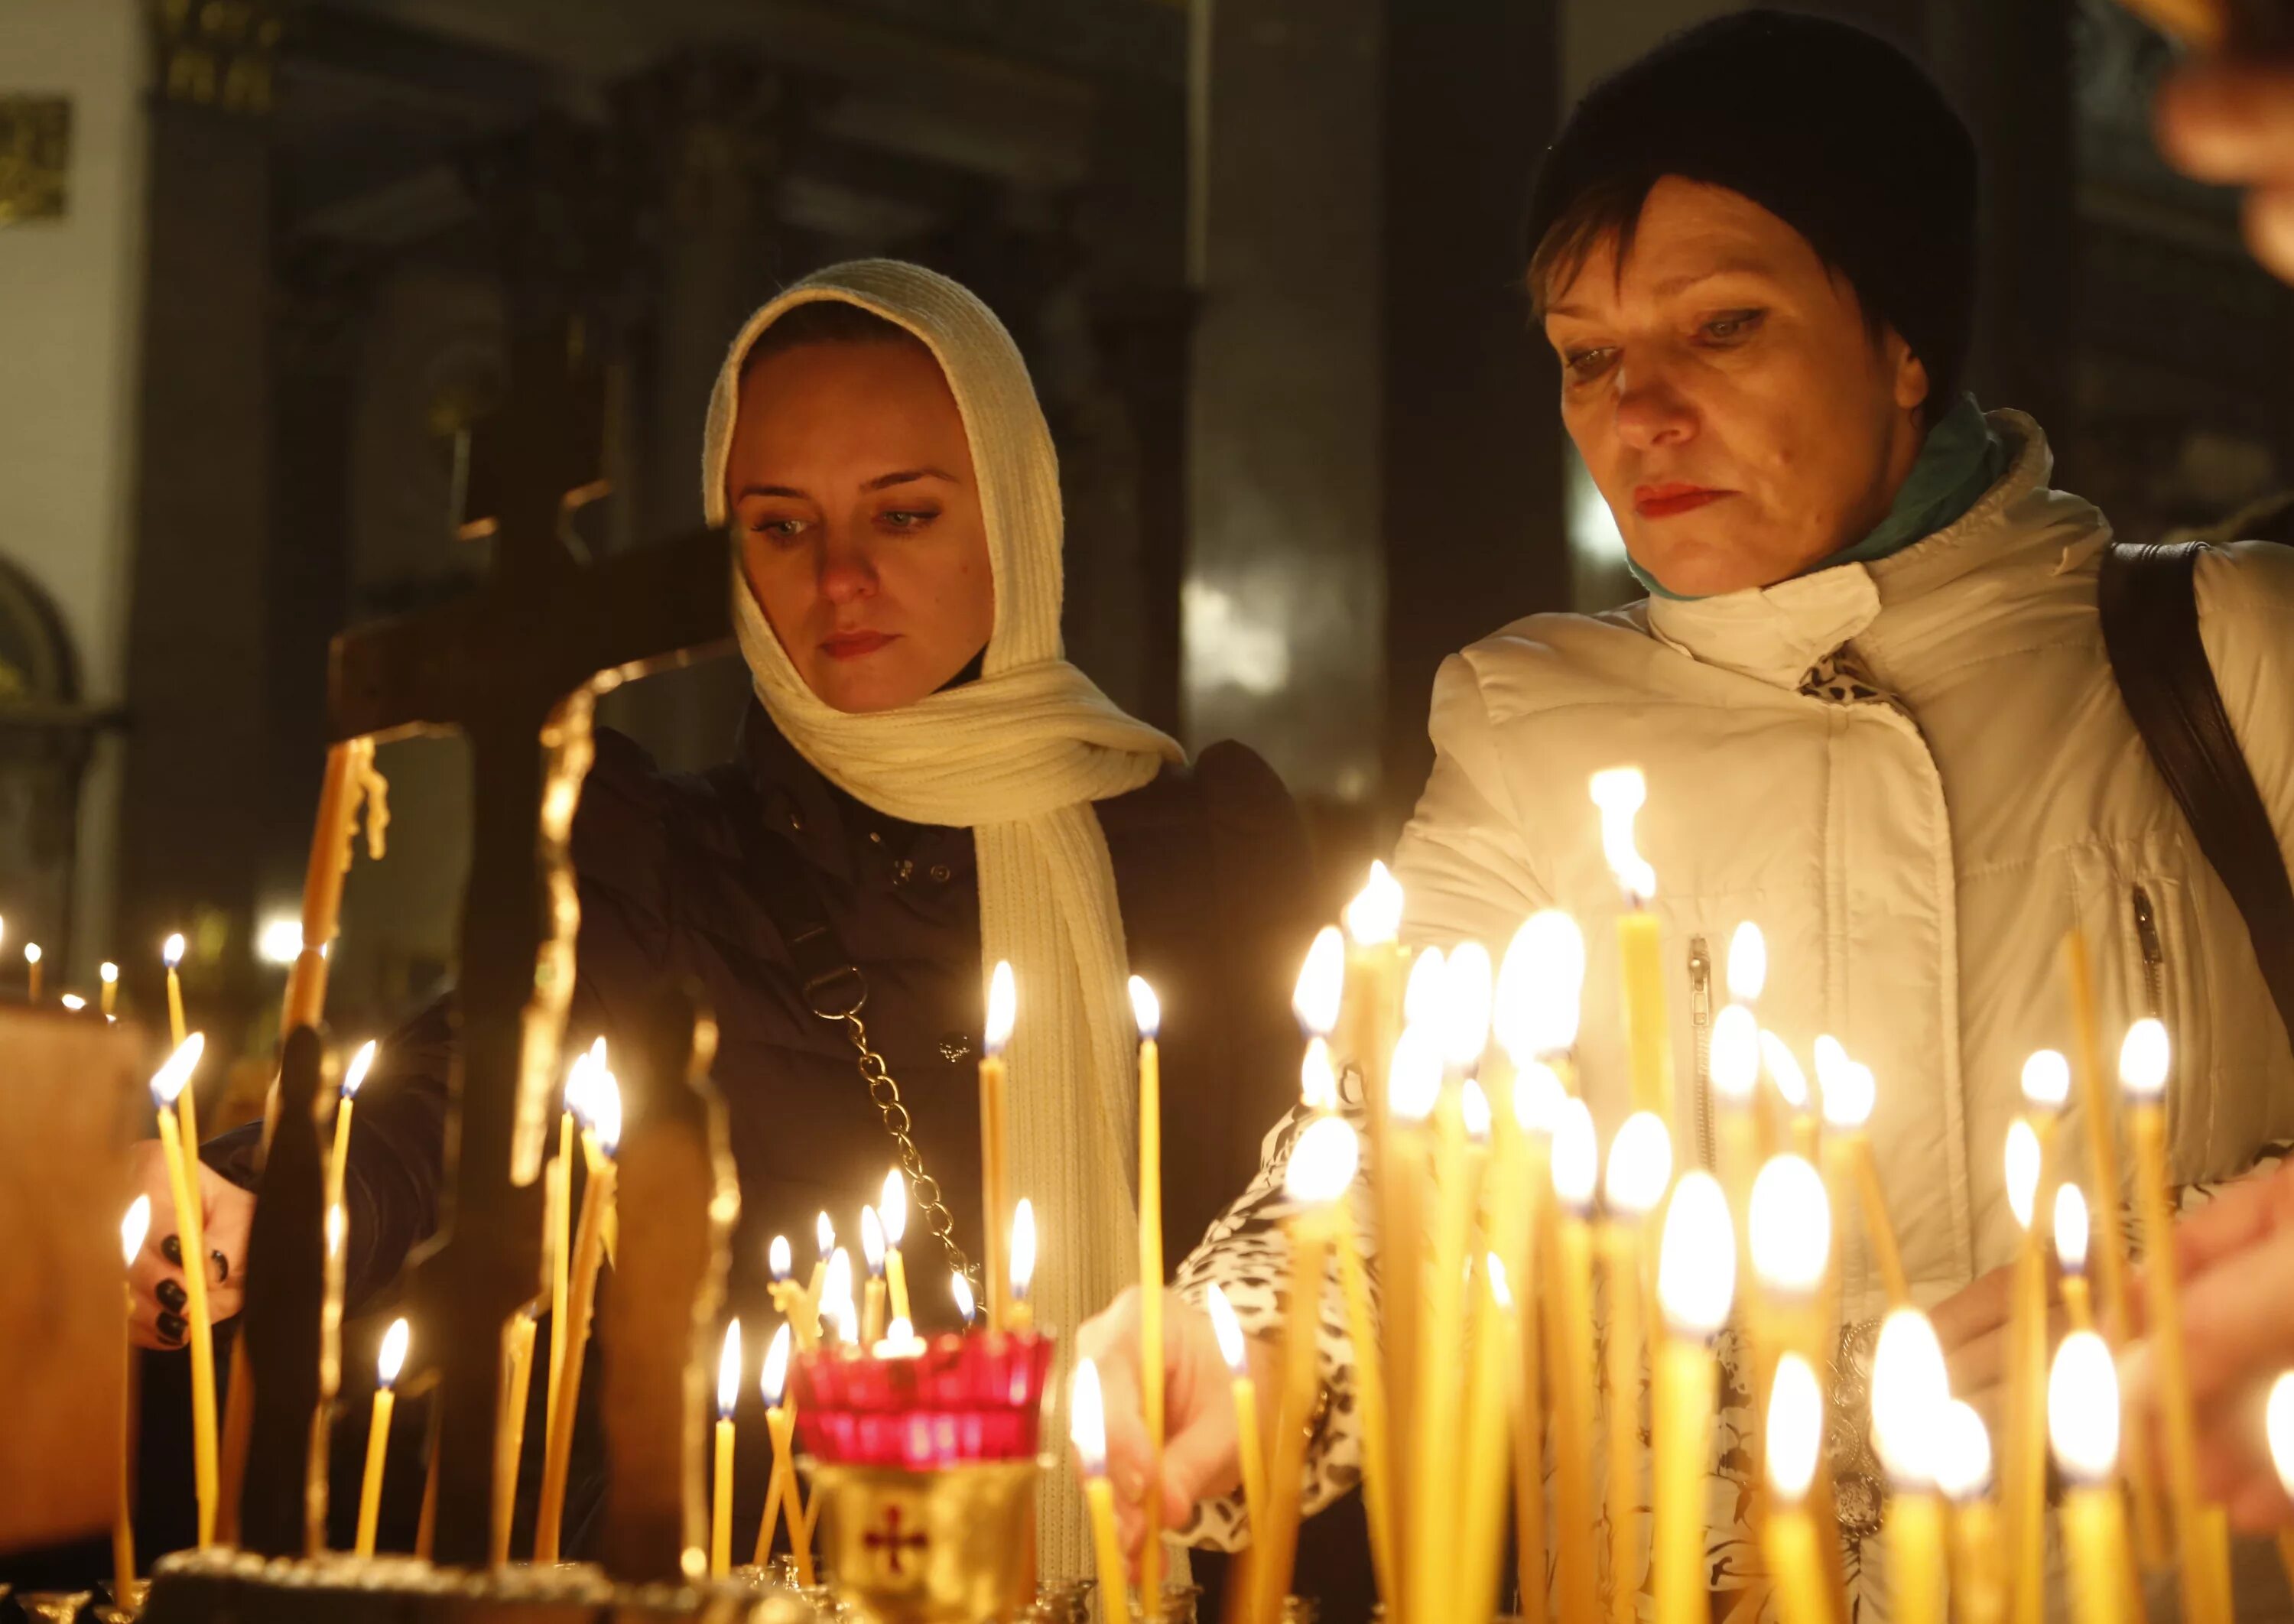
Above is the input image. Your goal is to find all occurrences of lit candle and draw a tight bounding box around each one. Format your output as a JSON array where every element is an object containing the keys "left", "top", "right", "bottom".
[
  {"left": 99, "top": 961, "right": 119, "bottom": 1018},
  {"left": 489, "top": 1308, "right": 538, "bottom": 1566},
  {"left": 149, "top": 1034, "right": 217, "bottom": 1546},
  {"left": 871, "top": 1315, "right": 925, "bottom": 1359},
  {"left": 1710, "top": 1004, "right": 1762, "bottom": 1247},
  {"left": 22, "top": 940, "right": 42, "bottom": 1002},
  {"left": 1546, "top": 1097, "right": 1603, "bottom": 1624},
  {"left": 859, "top": 1207, "right": 889, "bottom": 1346},
  {"left": 801, "top": 1213, "right": 834, "bottom": 1348},
  {"left": 2001, "top": 1099, "right": 2052, "bottom": 1624},
  {"left": 2263, "top": 1373, "right": 2294, "bottom": 1599},
  {"left": 2055, "top": 1184, "right": 2093, "bottom": 1333},
  {"left": 162, "top": 934, "right": 185, "bottom": 1046},
  {"left": 534, "top": 1060, "right": 620, "bottom": 1564},
  {"left": 1131, "top": 971, "right": 1168, "bottom": 1603},
  {"left": 1329, "top": 1124, "right": 1395, "bottom": 1596},
  {"left": 1382, "top": 986, "right": 1443, "bottom": 1545},
  {"left": 1072, "top": 1359, "right": 1132, "bottom": 1619},
  {"left": 2121, "top": 1018, "right": 2220, "bottom": 1624},
  {"left": 1008, "top": 1199, "right": 1037, "bottom": 1335},
  {"left": 766, "top": 1234, "right": 796, "bottom": 1326},
  {"left": 1936, "top": 1400, "right": 2004, "bottom": 1624},
  {"left": 1761, "top": 1032, "right": 1817, "bottom": 1163},
  {"left": 711, "top": 1318, "right": 740, "bottom": 1577},
  {"left": 1507, "top": 1062, "right": 1569, "bottom": 1624},
  {"left": 1813, "top": 1040, "right": 1906, "bottom": 1309},
  {"left": 1652, "top": 1172, "right": 1734, "bottom": 1624},
  {"left": 753, "top": 1324, "right": 805, "bottom": 1576},
  {"left": 1746, "top": 1152, "right": 1837, "bottom": 1602},
  {"left": 356, "top": 1317, "right": 411, "bottom": 1557},
  {"left": 2049, "top": 1331, "right": 2129, "bottom": 1624},
  {"left": 330, "top": 1039, "right": 377, "bottom": 1214},
  {"left": 1590, "top": 768, "right": 1673, "bottom": 1130},
  {"left": 879, "top": 1168, "right": 912, "bottom": 1327},
  {"left": 1870, "top": 1309, "right": 1949, "bottom": 1624},
  {"left": 1762, "top": 1354, "right": 1837, "bottom": 1624},
  {"left": 545, "top": 1048, "right": 586, "bottom": 1454},
  {"left": 1600, "top": 1110, "right": 1672, "bottom": 1624},
  {"left": 1457, "top": 1252, "right": 1519, "bottom": 1622},
  {"left": 980, "top": 961, "right": 1016, "bottom": 1333},
  {"left": 952, "top": 1272, "right": 976, "bottom": 1329},
  {"left": 821, "top": 1247, "right": 859, "bottom": 1347},
  {"left": 115, "top": 1196, "right": 151, "bottom": 1605},
  {"left": 1206, "top": 1284, "right": 1267, "bottom": 1540}
]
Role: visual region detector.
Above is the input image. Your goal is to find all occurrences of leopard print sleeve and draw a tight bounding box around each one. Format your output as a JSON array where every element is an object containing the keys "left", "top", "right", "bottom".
[{"left": 1171, "top": 1076, "right": 1376, "bottom": 1551}]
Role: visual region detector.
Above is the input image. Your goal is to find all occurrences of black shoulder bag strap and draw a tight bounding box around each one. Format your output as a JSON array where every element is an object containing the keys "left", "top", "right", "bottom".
[
  {"left": 2097, "top": 538, "right": 2294, "bottom": 1048},
  {"left": 707, "top": 764, "right": 976, "bottom": 1282}
]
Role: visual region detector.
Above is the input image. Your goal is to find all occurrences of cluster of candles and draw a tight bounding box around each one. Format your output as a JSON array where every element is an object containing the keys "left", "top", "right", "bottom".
[{"left": 1075, "top": 763, "right": 2294, "bottom": 1624}]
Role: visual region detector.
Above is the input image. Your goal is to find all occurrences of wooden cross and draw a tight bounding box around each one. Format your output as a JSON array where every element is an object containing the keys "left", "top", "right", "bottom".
[
  {"left": 863, "top": 1503, "right": 930, "bottom": 1577},
  {"left": 320, "top": 322, "right": 731, "bottom": 1564}
]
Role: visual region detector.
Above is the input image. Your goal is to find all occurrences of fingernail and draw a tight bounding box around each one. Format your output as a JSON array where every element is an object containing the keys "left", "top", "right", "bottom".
[
  {"left": 212, "top": 1250, "right": 229, "bottom": 1284},
  {"left": 160, "top": 1235, "right": 183, "bottom": 1266},
  {"left": 158, "top": 1311, "right": 186, "bottom": 1344},
  {"left": 157, "top": 1281, "right": 187, "bottom": 1313}
]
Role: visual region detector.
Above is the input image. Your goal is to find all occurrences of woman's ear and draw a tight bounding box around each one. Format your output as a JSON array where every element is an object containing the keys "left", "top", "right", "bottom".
[{"left": 1888, "top": 330, "right": 1931, "bottom": 415}]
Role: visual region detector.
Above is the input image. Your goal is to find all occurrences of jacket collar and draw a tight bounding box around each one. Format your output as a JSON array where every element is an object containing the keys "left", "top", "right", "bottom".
[
  {"left": 737, "top": 701, "right": 863, "bottom": 879},
  {"left": 1643, "top": 411, "right": 2058, "bottom": 691}
]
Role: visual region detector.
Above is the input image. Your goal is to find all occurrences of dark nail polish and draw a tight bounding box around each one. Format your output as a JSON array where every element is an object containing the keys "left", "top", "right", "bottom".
[
  {"left": 157, "top": 1311, "right": 186, "bottom": 1344},
  {"left": 212, "top": 1250, "right": 229, "bottom": 1283},
  {"left": 160, "top": 1235, "right": 183, "bottom": 1266},
  {"left": 157, "top": 1281, "right": 186, "bottom": 1313}
]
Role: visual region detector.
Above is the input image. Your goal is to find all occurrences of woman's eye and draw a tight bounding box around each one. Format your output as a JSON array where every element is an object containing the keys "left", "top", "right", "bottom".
[
  {"left": 749, "top": 516, "right": 807, "bottom": 544},
  {"left": 1701, "top": 310, "right": 1765, "bottom": 343},
  {"left": 879, "top": 508, "right": 939, "bottom": 531},
  {"left": 1564, "top": 347, "right": 1615, "bottom": 380}
]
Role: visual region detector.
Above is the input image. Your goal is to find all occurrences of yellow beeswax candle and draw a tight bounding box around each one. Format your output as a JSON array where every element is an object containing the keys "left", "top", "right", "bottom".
[
  {"left": 99, "top": 960, "right": 119, "bottom": 1018},
  {"left": 357, "top": 1319, "right": 410, "bottom": 1557},
  {"left": 535, "top": 1067, "right": 620, "bottom": 1564},
  {"left": 1382, "top": 1006, "right": 1441, "bottom": 1539},
  {"left": 1131, "top": 973, "right": 1169, "bottom": 1600},
  {"left": 161, "top": 935, "right": 184, "bottom": 1046},
  {"left": 490, "top": 1309, "right": 537, "bottom": 1566},
  {"left": 330, "top": 1039, "right": 377, "bottom": 1213},
  {"left": 544, "top": 1056, "right": 580, "bottom": 1454},
  {"left": 115, "top": 1197, "right": 150, "bottom": 1603},
  {"left": 1653, "top": 1173, "right": 1734, "bottom": 1624},
  {"left": 1459, "top": 1253, "right": 1518, "bottom": 1623},
  {"left": 1812, "top": 1039, "right": 1908, "bottom": 1310},
  {"left": 1331, "top": 1205, "right": 1395, "bottom": 1596},
  {"left": 860, "top": 1206, "right": 889, "bottom": 1346},
  {"left": 1601, "top": 1110, "right": 1672, "bottom": 1624},
  {"left": 1073, "top": 1359, "right": 1131, "bottom": 1618},
  {"left": 1761, "top": 1355, "right": 1837, "bottom": 1624},
  {"left": 1262, "top": 1114, "right": 1356, "bottom": 1622},
  {"left": 2055, "top": 1184, "right": 2094, "bottom": 1333},
  {"left": 980, "top": 961, "right": 1015, "bottom": 1333},
  {"left": 1546, "top": 1098, "right": 1603, "bottom": 1624},
  {"left": 1206, "top": 1285, "right": 1268, "bottom": 1540},
  {"left": 2050, "top": 1332, "right": 2129, "bottom": 1624},
  {"left": 2000, "top": 1104, "right": 2053, "bottom": 1624},
  {"left": 711, "top": 1319, "right": 740, "bottom": 1577},
  {"left": 150, "top": 1035, "right": 217, "bottom": 1547},
  {"left": 1871, "top": 1310, "right": 1951, "bottom": 1624},
  {"left": 1936, "top": 1401, "right": 2005, "bottom": 1624},
  {"left": 1007, "top": 1200, "right": 1037, "bottom": 1336},
  {"left": 1590, "top": 768, "right": 1673, "bottom": 1129},
  {"left": 879, "top": 1168, "right": 911, "bottom": 1326},
  {"left": 801, "top": 1214, "right": 834, "bottom": 1349}
]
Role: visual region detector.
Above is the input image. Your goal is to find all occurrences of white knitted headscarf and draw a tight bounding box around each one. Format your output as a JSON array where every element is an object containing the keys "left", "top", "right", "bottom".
[{"left": 703, "top": 260, "right": 1182, "bottom": 1580}]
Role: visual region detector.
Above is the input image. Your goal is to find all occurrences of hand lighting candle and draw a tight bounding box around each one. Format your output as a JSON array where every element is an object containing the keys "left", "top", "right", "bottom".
[
  {"left": 1072, "top": 1358, "right": 1131, "bottom": 1619},
  {"left": 859, "top": 1207, "right": 889, "bottom": 1347},
  {"left": 330, "top": 1039, "right": 377, "bottom": 1214},
  {"left": 2055, "top": 1184, "right": 2093, "bottom": 1332},
  {"left": 161, "top": 934, "right": 185, "bottom": 1045},
  {"left": 1591, "top": 768, "right": 1673, "bottom": 1129},
  {"left": 980, "top": 961, "right": 1016, "bottom": 1332},
  {"left": 115, "top": 1197, "right": 151, "bottom": 1603},
  {"left": 99, "top": 960, "right": 119, "bottom": 1018},
  {"left": 1264, "top": 1112, "right": 1359, "bottom": 1622},
  {"left": 1653, "top": 1172, "right": 1735, "bottom": 1624},
  {"left": 150, "top": 1034, "right": 218, "bottom": 1546},
  {"left": 1006, "top": 1200, "right": 1037, "bottom": 1335},
  {"left": 1600, "top": 1109, "right": 1673, "bottom": 1624},
  {"left": 1813, "top": 1040, "right": 1907, "bottom": 1310},
  {"left": 879, "top": 1169, "right": 912, "bottom": 1327},
  {"left": 535, "top": 1059, "right": 621, "bottom": 1563},
  {"left": 1132, "top": 970, "right": 1169, "bottom": 1602},
  {"left": 356, "top": 1317, "right": 411, "bottom": 1557},
  {"left": 1763, "top": 1354, "right": 1837, "bottom": 1624},
  {"left": 2049, "top": 1331, "right": 2130, "bottom": 1624},
  {"left": 1206, "top": 1284, "right": 1267, "bottom": 1541},
  {"left": 1548, "top": 1097, "right": 1604, "bottom": 1624},
  {"left": 711, "top": 1318, "right": 741, "bottom": 1577},
  {"left": 1935, "top": 1400, "right": 2004, "bottom": 1624},
  {"left": 1870, "top": 1310, "right": 1951, "bottom": 1624}
]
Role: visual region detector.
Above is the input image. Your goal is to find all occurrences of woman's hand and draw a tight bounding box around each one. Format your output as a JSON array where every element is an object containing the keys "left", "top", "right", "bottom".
[
  {"left": 1928, "top": 1261, "right": 2064, "bottom": 1443},
  {"left": 2157, "top": 57, "right": 2294, "bottom": 281},
  {"left": 126, "top": 1138, "right": 255, "bottom": 1349},
  {"left": 1073, "top": 1285, "right": 1262, "bottom": 1557}
]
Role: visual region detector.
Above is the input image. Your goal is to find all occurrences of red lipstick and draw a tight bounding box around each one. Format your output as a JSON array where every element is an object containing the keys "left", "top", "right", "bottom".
[{"left": 1633, "top": 482, "right": 1729, "bottom": 519}]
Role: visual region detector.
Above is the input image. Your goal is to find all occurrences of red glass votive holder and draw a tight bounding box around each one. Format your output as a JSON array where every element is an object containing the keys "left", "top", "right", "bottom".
[{"left": 793, "top": 1330, "right": 1054, "bottom": 1470}]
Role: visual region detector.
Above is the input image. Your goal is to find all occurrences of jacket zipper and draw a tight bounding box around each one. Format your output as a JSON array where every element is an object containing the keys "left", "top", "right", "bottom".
[
  {"left": 1688, "top": 935, "right": 1714, "bottom": 1169},
  {"left": 2132, "top": 884, "right": 2166, "bottom": 1018}
]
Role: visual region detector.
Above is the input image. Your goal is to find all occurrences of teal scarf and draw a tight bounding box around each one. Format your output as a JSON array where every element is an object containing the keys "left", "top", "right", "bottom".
[{"left": 1629, "top": 395, "right": 2006, "bottom": 601}]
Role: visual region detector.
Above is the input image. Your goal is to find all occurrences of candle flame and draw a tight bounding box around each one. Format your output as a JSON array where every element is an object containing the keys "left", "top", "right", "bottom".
[
  {"left": 2266, "top": 1372, "right": 2294, "bottom": 1499},
  {"left": 148, "top": 1032, "right": 206, "bottom": 1108},
  {"left": 563, "top": 1050, "right": 593, "bottom": 1121},
  {"left": 1284, "top": 1114, "right": 1360, "bottom": 1202},
  {"left": 1343, "top": 861, "right": 1404, "bottom": 946},
  {"left": 60, "top": 993, "right": 85, "bottom": 1012},
  {"left": 1711, "top": 1006, "right": 1759, "bottom": 1104},
  {"left": 1009, "top": 1199, "right": 1037, "bottom": 1302},
  {"left": 1460, "top": 1079, "right": 1492, "bottom": 1142},
  {"left": 1815, "top": 1041, "right": 1875, "bottom": 1130},
  {"left": 768, "top": 1235, "right": 791, "bottom": 1281},
  {"left": 1748, "top": 1155, "right": 1831, "bottom": 1296},
  {"left": 880, "top": 1169, "right": 908, "bottom": 1246},
  {"left": 327, "top": 1203, "right": 346, "bottom": 1257},
  {"left": 952, "top": 1272, "right": 976, "bottom": 1325},
  {"left": 817, "top": 1212, "right": 836, "bottom": 1259},
  {"left": 122, "top": 1194, "right": 151, "bottom": 1266},
  {"left": 1388, "top": 1025, "right": 1444, "bottom": 1123},
  {"left": 2054, "top": 1183, "right": 2090, "bottom": 1275},
  {"left": 163, "top": 933, "right": 184, "bottom": 968},
  {"left": 2048, "top": 1330, "right": 2120, "bottom": 1483},
  {"left": 100, "top": 961, "right": 119, "bottom": 986},
  {"left": 879, "top": 1316, "right": 918, "bottom": 1353},
  {"left": 1402, "top": 945, "right": 1447, "bottom": 1028},
  {"left": 590, "top": 1065, "right": 622, "bottom": 1155},
  {"left": 861, "top": 1205, "right": 886, "bottom": 1275},
  {"left": 1726, "top": 922, "right": 1767, "bottom": 1003},
  {"left": 1514, "top": 1060, "right": 1568, "bottom": 1135},
  {"left": 1299, "top": 1038, "right": 1340, "bottom": 1112},
  {"left": 1552, "top": 1098, "right": 1599, "bottom": 1210},
  {"left": 717, "top": 1319, "right": 742, "bottom": 1418},
  {"left": 377, "top": 1317, "right": 411, "bottom": 1388},
  {"left": 1766, "top": 1353, "right": 1823, "bottom": 1501},
  {"left": 2020, "top": 1048, "right": 2071, "bottom": 1110},
  {"left": 1603, "top": 1110, "right": 1672, "bottom": 1219},
  {"left": 1934, "top": 1399, "right": 1993, "bottom": 1502},
  {"left": 1870, "top": 1308, "right": 1949, "bottom": 1487},
  {"left": 1129, "top": 974, "right": 1162, "bottom": 1041},
  {"left": 823, "top": 1248, "right": 856, "bottom": 1341},
  {"left": 1494, "top": 911, "right": 1585, "bottom": 1061},
  {"left": 1657, "top": 1171, "right": 1735, "bottom": 1336},
  {"left": 2004, "top": 1118, "right": 2040, "bottom": 1233},
  {"left": 761, "top": 1323, "right": 791, "bottom": 1408},
  {"left": 1070, "top": 1357, "right": 1108, "bottom": 1476},
  {"left": 2120, "top": 1018, "right": 2169, "bottom": 1101},
  {"left": 1439, "top": 941, "right": 1494, "bottom": 1070},
  {"left": 343, "top": 1039, "right": 378, "bottom": 1100},
  {"left": 24, "top": 942, "right": 41, "bottom": 966},
  {"left": 1760, "top": 1031, "right": 1809, "bottom": 1111},
  {"left": 1207, "top": 1282, "right": 1249, "bottom": 1376},
  {"left": 1588, "top": 766, "right": 1658, "bottom": 901},
  {"left": 1292, "top": 927, "right": 1345, "bottom": 1038},
  {"left": 984, "top": 961, "right": 1016, "bottom": 1053}
]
